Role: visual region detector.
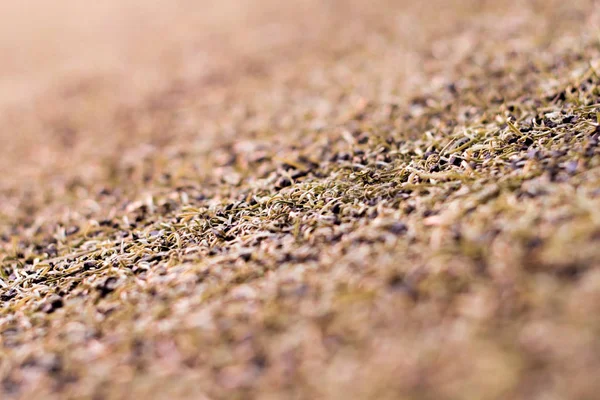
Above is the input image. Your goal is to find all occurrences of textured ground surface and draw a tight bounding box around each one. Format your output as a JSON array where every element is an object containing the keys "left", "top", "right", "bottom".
[{"left": 2, "top": 1, "right": 600, "bottom": 399}]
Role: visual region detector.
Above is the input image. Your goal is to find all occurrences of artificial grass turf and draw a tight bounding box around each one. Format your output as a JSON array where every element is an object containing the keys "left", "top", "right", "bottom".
[{"left": 2, "top": 0, "right": 600, "bottom": 398}]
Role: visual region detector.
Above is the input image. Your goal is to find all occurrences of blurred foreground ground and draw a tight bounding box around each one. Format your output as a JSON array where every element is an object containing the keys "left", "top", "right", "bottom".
[{"left": 2, "top": 1, "right": 600, "bottom": 399}]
